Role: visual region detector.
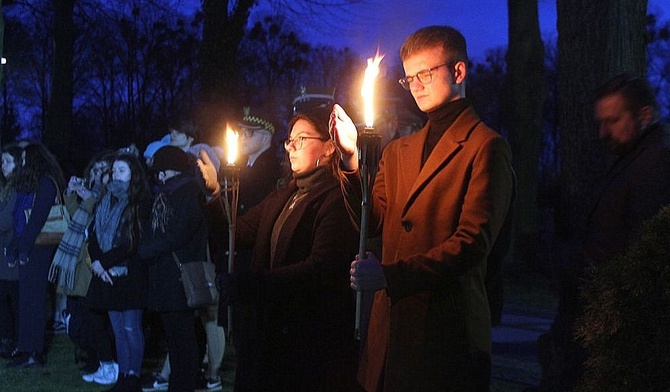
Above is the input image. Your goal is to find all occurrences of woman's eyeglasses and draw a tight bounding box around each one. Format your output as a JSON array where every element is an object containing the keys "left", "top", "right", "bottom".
[{"left": 283, "top": 136, "right": 328, "bottom": 151}]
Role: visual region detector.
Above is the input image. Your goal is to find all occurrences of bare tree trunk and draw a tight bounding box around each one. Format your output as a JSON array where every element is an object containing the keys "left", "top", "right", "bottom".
[
  {"left": 504, "top": 0, "right": 547, "bottom": 269},
  {"left": 0, "top": 2, "right": 4, "bottom": 91},
  {"left": 556, "top": 0, "right": 648, "bottom": 239},
  {"left": 198, "top": 0, "right": 256, "bottom": 141},
  {"left": 45, "top": 0, "right": 75, "bottom": 163}
]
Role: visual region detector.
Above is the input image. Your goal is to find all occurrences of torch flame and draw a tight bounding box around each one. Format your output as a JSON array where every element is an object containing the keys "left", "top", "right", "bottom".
[
  {"left": 361, "top": 49, "right": 385, "bottom": 128},
  {"left": 225, "top": 125, "right": 239, "bottom": 165}
]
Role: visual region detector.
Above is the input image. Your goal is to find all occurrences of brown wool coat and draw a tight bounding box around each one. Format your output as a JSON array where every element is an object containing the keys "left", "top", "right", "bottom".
[{"left": 355, "top": 106, "right": 514, "bottom": 392}]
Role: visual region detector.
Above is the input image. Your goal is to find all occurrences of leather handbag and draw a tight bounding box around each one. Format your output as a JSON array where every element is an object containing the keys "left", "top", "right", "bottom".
[
  {"left": 25, "top": 180, "right": 71, "bottom": 246},
  {"left": 172, "top": 244, "right": 218, "bottom": 308}
]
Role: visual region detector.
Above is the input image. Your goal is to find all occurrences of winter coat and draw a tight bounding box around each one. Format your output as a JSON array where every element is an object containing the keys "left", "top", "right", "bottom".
[
  {"left": 138, "top": 173, "right": 208, "bottom": 312},
  {"left": 353, "top": 106, "right": 514, "bottom": 392},
  {"left": 0, "top": 191, "right": 17, "bottom": 281},
  {"left": 86, "top": 197, "right": 149, "bottom": 311},
  {"left": 585, "top": 122, "right": 670, "bottom": 265},
  {"left": 222, "top": 173, "right": 359, "bottom": 391}
]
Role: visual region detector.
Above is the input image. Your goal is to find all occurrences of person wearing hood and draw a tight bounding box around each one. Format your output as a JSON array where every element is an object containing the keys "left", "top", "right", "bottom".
[{"left": 138, "top": 146, "right": 209, "bottom": 392}]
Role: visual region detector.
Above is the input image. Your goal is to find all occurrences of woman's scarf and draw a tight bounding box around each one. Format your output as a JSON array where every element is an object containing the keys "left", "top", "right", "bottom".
[
  {"left": 95, "top": 180, "right": 129, "bottom": 252},
  {"left": 48, "top": 197, "right": 96, "bottom": 291},
  {"left": 151, "top": 174, "right": 191, "bottom": 234}
]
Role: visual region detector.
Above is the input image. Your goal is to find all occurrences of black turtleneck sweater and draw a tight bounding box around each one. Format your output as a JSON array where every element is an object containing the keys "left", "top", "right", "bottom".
[{"left": 422, "top": 98, "right": 471, "bottom": 166}]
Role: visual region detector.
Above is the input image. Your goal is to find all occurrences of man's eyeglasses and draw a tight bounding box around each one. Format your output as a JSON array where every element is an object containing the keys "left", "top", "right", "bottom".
[
  {"left": 283, "top": 136, "right": 328, "bottom": 151},
  {"left": 398, "top": 63, "right": 449, "bottom": 90}
]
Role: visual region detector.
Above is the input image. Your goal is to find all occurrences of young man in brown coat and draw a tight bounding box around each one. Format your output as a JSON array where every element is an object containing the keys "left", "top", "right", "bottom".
[{"left": 331, "top": 25, "right": 514, "bottom": 391}]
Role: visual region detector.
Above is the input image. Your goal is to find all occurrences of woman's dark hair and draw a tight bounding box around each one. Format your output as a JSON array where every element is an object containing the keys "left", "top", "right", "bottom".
[
  {"left": 0, "top": 144, "right": 24, "bottom": 203},
  {"left": 113, "top": 152, "right": 151, "bottom": 247},
  {"left": 14, "top": 142, "right": 65, "bottom": 193}
]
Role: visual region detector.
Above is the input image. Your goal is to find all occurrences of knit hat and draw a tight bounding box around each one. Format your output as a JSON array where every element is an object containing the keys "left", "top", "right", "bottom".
[
  {"left": 237, "top": 107, "right": 275, "bottom": 134},
  {"left": 151, "top": 146, "right": 191, "bottom": 173},
  {"left": 143, "top": 139, "right": 169, "bottom": 159}
]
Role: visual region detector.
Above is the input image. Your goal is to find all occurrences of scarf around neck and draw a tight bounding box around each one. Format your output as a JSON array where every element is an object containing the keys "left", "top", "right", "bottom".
[
  {"left": 49, "top": 196, "right": 97, "bottom": 291},
  {"left": 95, "top": 180, "right": 130, "bottom": 252}
]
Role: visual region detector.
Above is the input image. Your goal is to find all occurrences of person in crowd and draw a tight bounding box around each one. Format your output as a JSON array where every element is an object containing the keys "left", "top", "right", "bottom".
[
  {"left": 529, "top": 74, "right": 670, "bottom": 392},
  {"left": 169, "top": 121, "right": 221, "bottom": 172},
  {"left": 4, "top": 142, "right": 66, "bottom": 369},
  {"left": 213, "top": 108, "right": 282, "bottom": 392},
  {"left": 237, "top": 108, "right": 281, "bottom": 214},
  {"left": 197, "top": 107, "right": 359, "bottom": 391},
  {"left": 86, "top": 152, "right": 151, "bottom": 391},
  {"left": 143, "top": 139, "right": 170, "bottom": 168},
  {"left": 137, "top": 145, "right": 209, "bottom": 392},
  {"left": 0, "top": 144, "right": 22, "bottom": 358},
  {"left": 141, "top": 144, "right": 225, "bottom": 392},
  {"left": 49, "top": 150, "right": 119, "bottom": 384},
  {"left": 330, "top": 25, "right": 515, "bottom": 391}
]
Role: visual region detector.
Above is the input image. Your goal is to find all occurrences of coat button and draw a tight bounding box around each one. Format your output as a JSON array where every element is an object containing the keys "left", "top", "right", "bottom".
[{"left": 402, "top": 221, "right": 412, "bottom": 232}]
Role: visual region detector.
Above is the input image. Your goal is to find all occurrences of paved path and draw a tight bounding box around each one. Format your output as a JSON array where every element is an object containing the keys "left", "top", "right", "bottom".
[{"left": 491, "top": 306, "right": 555, "bottom": 390}]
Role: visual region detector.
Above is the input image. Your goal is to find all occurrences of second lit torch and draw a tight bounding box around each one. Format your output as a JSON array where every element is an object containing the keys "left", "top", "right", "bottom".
[{"left": 355, "top": 50, "right": 384, "bottom": 341}]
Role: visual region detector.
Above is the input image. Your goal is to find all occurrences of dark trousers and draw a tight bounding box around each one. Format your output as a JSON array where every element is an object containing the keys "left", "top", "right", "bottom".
[
  {"left": 17, "top": 246, "right": 53, "bottom": 354},
  {"left": 0, "top": 279, "right": 19, "bottom": 341},
  {"left": 161, "top": 310, "right": 198, "bottom": 392},
  {"left": 85, "top": 307, "right": 116, "bottom": 363}
]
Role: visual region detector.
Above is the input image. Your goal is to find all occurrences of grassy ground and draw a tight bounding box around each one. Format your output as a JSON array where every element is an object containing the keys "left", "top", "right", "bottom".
[
  {"left": 0, "top": 269, "right": 557, "bottom": 392},
  {"left": 0, "top": 333, "right": 237, "bottom": 392}
]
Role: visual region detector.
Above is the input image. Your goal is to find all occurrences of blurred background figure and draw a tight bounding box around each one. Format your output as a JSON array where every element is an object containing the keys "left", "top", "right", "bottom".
[
  {"left": 139, "top": 146, "right": 209, "bottom": 392},
  {"left": 51, "top": 150, "right": 119, "bottom": 385},
  {"left": 85, "top": 152, "right": 151, "bottom": 391},
  {"left": 0, "top": 144, "right": 22, "bottom": 359},
  {"left": 6, "top": 142, "right": 66, "bottom": 369},
  {"left": 169, "top": 120, "right": 221, "bottom": 173}
]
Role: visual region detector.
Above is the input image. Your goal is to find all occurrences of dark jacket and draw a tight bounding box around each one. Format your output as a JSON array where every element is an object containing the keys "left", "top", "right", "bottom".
[
  {"left": 221, "top": 173, "right": 359, "bottom": 391},
  {"left": 0, "top": 191, "right": 17, "bottom": 281},
  {"left": 86, "top": 197, "right": 149, "bottom": 311},
  {"left": 138, "top": 173, "right": 208, "bottom": 312},
  {"left": 239, "top": 148, "right": 281, "bottom": 214},
  {"left": 8, "top": 176, "right": 58, "bottom": 261},
  {"left": 585, "top": 122, "right": 670, "bottom": 265}
]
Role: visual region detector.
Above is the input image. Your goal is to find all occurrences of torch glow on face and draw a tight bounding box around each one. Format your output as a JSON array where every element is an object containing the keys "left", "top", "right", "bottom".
[
  {"left": 226, "top": 125, "right": 239, "bottom": 165},
  {"left": 361, "top": 50, "right": 385, "bottom": 128}
]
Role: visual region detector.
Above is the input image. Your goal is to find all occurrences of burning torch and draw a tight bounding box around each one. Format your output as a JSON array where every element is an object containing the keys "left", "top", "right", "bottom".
[
  {"left": 221, "top": 125, "right": 240, "bottom": 334},
  {"left": 355, "top": 50, "right": 384, "bottom": 341}
]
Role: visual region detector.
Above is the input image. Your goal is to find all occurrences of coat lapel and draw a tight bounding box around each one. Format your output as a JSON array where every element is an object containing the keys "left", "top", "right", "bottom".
[
  {"left": 269, "top": 178, "right": 337, "bottom": 268},
  {"left": 402, "top": 107, "right": 482, "bottom": 217}
]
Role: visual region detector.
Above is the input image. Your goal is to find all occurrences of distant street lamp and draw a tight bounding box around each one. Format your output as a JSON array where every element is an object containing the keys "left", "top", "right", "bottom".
[{"left": 1, "top": 57, "right": 6, "bottom": 65}]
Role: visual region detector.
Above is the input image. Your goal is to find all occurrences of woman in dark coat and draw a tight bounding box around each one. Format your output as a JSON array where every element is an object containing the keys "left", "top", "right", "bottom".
[
  {"left": 5, "top": 142, "right": 65, "bottom": 368},
  {"left": 138, "top": 146, "right": 208, "bottom": 392},
  {"left": 86, "top": 153, "right": 150, "bottom": 392},
  {"left": 0, "top": 144, "right": 22, "bottom": 358},
  {"left": 198, "top": 109, "right": 359, "bottom": 392}
]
